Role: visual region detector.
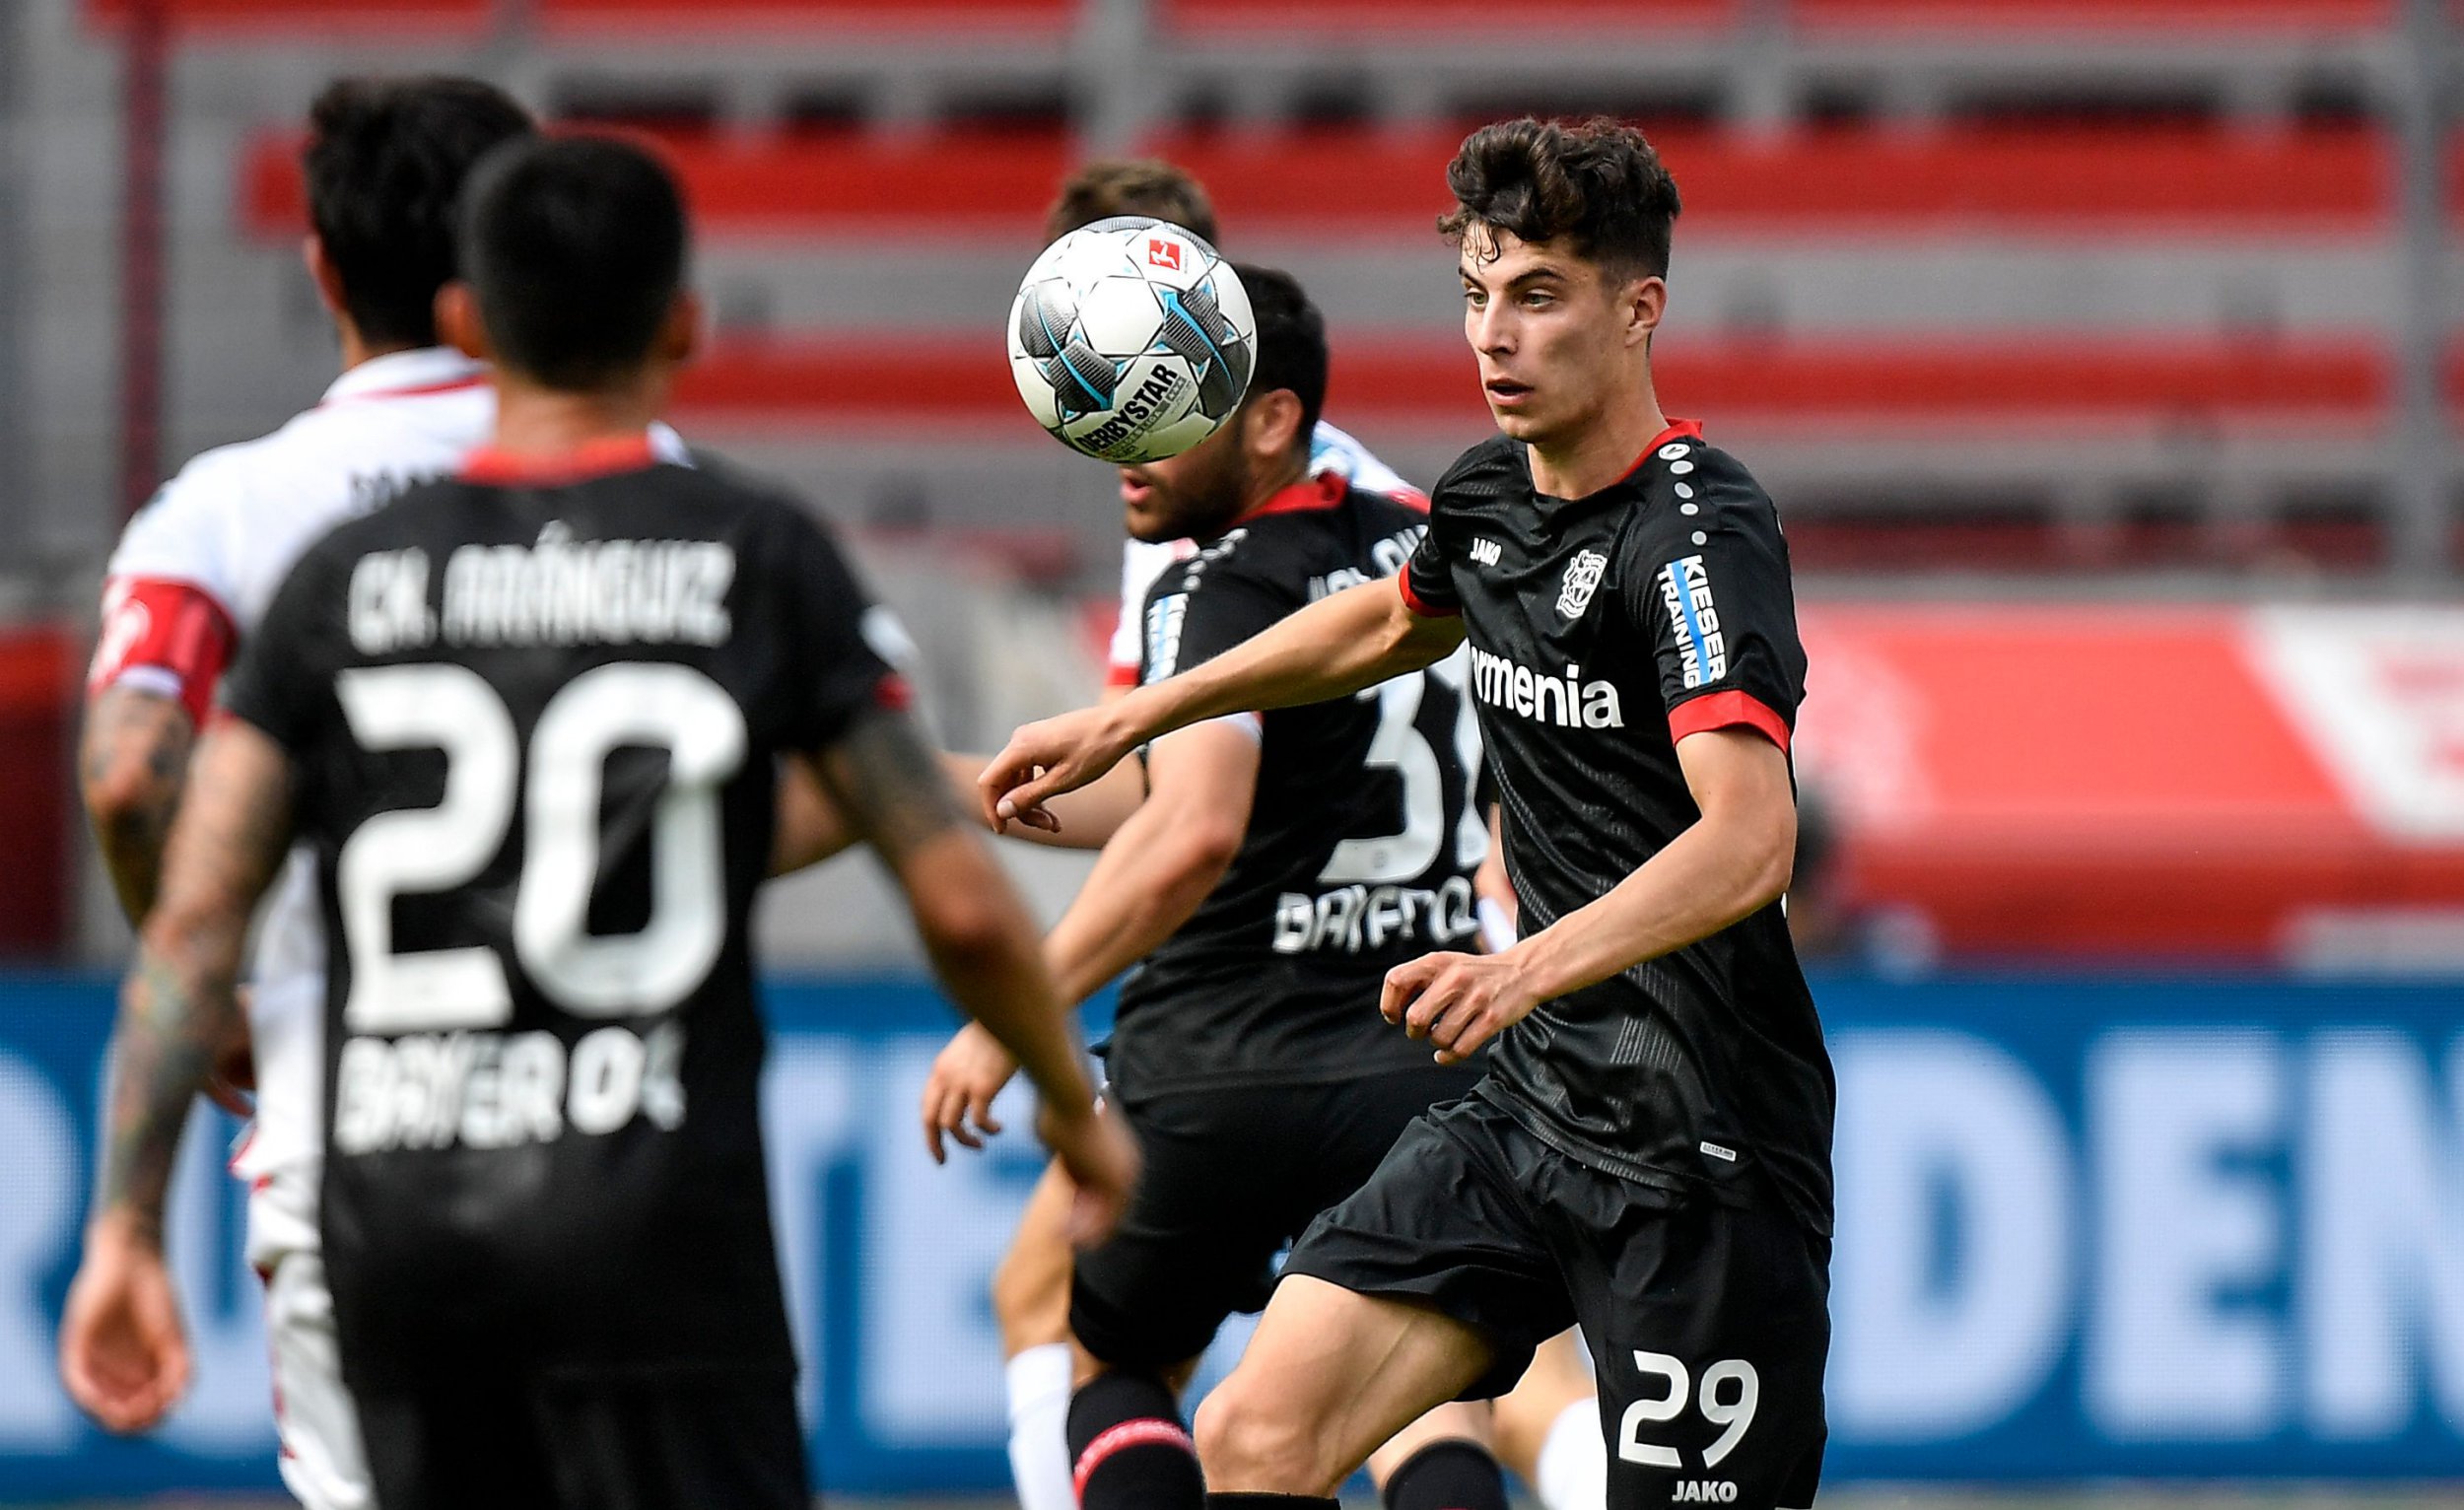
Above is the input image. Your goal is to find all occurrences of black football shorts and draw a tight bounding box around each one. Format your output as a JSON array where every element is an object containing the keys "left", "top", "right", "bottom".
[
  {"left": 1284, "top": 1093, "right": 1830, "bottom": 1510},
  {"left": 1068, "top": 1064, "right": 1483, "bottom": 1370},
  {"left": 352, "top": 1362, "right": 808, "bottom": 1510}
]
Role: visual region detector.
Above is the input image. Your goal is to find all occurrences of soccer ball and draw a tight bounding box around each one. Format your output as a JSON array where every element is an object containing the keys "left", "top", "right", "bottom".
[{"left": 1007, "top": 218, "right": 1257, "bottom": 463}]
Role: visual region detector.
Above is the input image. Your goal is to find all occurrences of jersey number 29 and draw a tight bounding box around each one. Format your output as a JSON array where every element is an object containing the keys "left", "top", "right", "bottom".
[{"left": 333, "top": 661, "right": 746, "bottom": 1033}]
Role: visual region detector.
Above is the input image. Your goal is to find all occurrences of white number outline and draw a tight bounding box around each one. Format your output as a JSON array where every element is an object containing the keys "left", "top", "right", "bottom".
[
  {"left": 1614, "top": 1350, "right": 1763, "bottom": 1473},
  {"left": 334, "top": 661, "right": 747, "bottom": 1031},
  {"left": 1318, "top": 645, "right": 1485, "bottom": 885}
]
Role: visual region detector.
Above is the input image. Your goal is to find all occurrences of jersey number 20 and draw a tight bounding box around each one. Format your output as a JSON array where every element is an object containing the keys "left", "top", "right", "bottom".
[{"left": 333, "top": 661, "right": 747, "bottom": 1033}]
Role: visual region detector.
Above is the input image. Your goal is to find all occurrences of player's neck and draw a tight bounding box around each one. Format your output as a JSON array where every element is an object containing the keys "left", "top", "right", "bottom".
[
  {"left": 336, "top": 330, "right": 425, "bottom": 374},
  {"left": 1230, "top": 456, "right": 1311, "bottom": 523},
  {"left": 1525, "top": 378, "right": 1668, "bottom": 500},
  {"left": 487, "top": 373, "right": 667, "bottom": 458}
]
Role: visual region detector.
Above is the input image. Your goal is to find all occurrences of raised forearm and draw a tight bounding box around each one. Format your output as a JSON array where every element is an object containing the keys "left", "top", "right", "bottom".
[
  {"left": 1042, "top": 810, "right": 1234, "bottom": 1004},
  {"left": 1115, "top": 580, "right": 1455, "bottom": 746},
  {"left": 1510, "top": 802, "right": 1793, "bottom": 1003}
]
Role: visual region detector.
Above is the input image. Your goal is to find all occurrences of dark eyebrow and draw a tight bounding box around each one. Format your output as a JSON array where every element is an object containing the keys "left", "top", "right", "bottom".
[{"left": 1461, "top": 264, "right": 1574, "bottom": 291}]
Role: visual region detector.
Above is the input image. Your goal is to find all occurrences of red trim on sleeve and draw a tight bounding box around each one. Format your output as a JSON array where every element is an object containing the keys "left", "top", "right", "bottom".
[
  {"left": 1668, "top": 689, "right": 1791, "bottom": 753},
  {"left": 1104, "top": 659, "right": 1140, "bottom": 689},
  {"left": 87, "top": 577, "right": 239, "bottom": 726},
  {"left": 1397, "top": 569, "right": 1458, "bottom": 619},
  {"left": 460, "top": 432, "right": 661, "bottom": 488},
  {"left": 873, "top": 673, "right": 915, "bottom": 713},
  {"left": 319, "top": 375, "right": 487, "bottom": 408}
]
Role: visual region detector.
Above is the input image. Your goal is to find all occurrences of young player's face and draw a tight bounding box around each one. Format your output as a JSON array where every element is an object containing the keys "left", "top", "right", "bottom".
[
  {"left": 1117, "top": 407, "right": 1255, "bottom": 543},
  {"left": 1459, "top": 227, "right": 1635, "bottom": 450}
]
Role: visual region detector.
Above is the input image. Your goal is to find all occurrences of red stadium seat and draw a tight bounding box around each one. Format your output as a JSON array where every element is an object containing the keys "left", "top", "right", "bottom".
[
  {"left": 85, "top": 0, "right": 490, "bottom": 34},
  {"left": 668, "top": 332, "right": 2458, "bottom": 432},
  {"left": 1793, "top": 0, "right": 2394, "bottom": 33},
  {"left": 239, "top": 127, "right": 1077, "bottom": 239},
  {"left": 532, "top": 0, "right": 1076, "bottom": 35},
  {"left": 1160, "top": 0, "right": 1737, "bottom": 37},
  {"left": 235, "top": 122, "right": 2464, "bottom": 240}
]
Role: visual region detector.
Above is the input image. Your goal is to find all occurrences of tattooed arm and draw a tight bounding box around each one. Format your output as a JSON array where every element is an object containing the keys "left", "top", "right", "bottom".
[
  {"left": 60, "top": 718, "right": 295, "bottom": 1432},
  {"left": 79, "top": 686, "right": 197, "bottom": 924},
  {"left": 808, "top": 705, "right": 1137, "bottom": 1243}
]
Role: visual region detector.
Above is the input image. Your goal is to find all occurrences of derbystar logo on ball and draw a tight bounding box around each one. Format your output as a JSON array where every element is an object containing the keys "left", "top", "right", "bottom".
[{"left": 1006, "top": 217, "right": 1257, "bottom": 464}]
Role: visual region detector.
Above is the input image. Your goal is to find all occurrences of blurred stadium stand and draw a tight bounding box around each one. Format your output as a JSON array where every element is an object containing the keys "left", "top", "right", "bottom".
[{"left": 0, "top": 0, "right": 2456, "bottom": 967}]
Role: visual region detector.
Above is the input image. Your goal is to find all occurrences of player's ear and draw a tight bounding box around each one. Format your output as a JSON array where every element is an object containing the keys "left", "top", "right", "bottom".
[
  {"left": 303, "top": 236, "right": 347, "bottom": 323},
  {"left": 1248, "top": 388, "right": 1304, "bottom": 464},
  {"left": 434, "top": 281, "right": 489, "bottom": 362},
  {"left": 656, "top": 289, "right": 701, "bottom": 367},
  {"left": 1622, "top": 273, "right": 1667, "bottom": 352}
]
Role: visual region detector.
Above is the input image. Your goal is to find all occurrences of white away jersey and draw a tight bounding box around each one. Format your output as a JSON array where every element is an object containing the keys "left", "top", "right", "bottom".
[
  {"left": 1104, "top": 420, "right": 1421, "bottom": 685},
  {"left": 97, "top": 348, "right": 689, "bottom": 1183},
  {"left": 101, "top": 349, "right": 497, "bottom": 1183}
]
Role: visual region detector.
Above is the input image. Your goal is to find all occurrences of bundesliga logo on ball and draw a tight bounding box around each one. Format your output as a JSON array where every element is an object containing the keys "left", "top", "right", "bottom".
[{"left": 1007, "top": 217, "right": 1257, "bottom": 463}]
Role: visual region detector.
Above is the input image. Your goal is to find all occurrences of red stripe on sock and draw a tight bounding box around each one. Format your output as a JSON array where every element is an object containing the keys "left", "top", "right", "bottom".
[{"left": 1071, "top": 1417, "right": 1196, "bottom": 1500}]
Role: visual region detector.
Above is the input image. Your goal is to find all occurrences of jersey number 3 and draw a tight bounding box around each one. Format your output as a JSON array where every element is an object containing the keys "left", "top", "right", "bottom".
[{"left": 334, "top": 661, "right": 747, "bottom": 1033}]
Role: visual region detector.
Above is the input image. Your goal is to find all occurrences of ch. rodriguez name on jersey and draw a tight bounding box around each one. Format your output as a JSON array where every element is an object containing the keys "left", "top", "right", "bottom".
[
  {"left": 1468, "top": 645, "right": 1625, "bottom": 728},
  {"left": 346, "top": 522, "right": 735, "bottom": 655}
]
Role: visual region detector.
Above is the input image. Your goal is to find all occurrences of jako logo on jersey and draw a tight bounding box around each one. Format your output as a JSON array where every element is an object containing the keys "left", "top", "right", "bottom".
[
  {"left": 1469, "top": 538, "right": 1503, "bottom": 567},
  {"left": 1468, "top": 646, "right": 1624, "bottom": 728},
  {"left": 1146, "top": 237, "right": 1183, "bottom": 271},
  {"left": 1673, "top": 1482, "right": 1738, "bottom": 1504},
  {"left": 1556, "top": 548, "right": 1608, "bottom": 618},
  {"left": 1658, "top": 554, "right": 1728, "bottom": 689},
  {"left": 1144, "top": 592, "right": 1190, "bottom": 681}
]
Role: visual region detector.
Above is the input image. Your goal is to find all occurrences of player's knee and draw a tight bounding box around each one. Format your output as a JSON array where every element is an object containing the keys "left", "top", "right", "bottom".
[
  {"left": 1194, "top": 1377, "right": 1327, "bottom": 1493},
  {"left": 991, "top": 1242, "right": 1067, "bottom": 1348}
]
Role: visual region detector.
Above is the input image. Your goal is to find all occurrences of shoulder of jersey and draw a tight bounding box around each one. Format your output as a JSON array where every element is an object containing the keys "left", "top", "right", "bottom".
[
  {"left": 1630, "top": 434, "right": 1776, "bottom": 537},
  {"left": 115, "top": 391, "right": 487, "bottom": 561},
  {"left": 1430, "top": 434, "right": 1524, "bottom": 505}
]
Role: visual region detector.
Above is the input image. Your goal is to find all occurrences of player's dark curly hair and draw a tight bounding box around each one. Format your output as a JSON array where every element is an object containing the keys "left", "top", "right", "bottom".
[
  {"left": 1438, "top": 116, "right": 1681, "bottom": 282},
  {"left": 1232, "top": 263, "right": 1327, "bottom": 448},
  {"left": 303, "top": 76, "right": 534, "bottom": 350},
  {"left": 459, "top": 135, "right": 687, "bottom": 390},
  {"left": 1045, "top": 160, "right": 1221, "bottom": 246}
]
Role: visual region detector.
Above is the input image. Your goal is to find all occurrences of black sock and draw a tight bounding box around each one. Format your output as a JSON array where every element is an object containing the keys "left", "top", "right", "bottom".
[
  {"left": 1206, "top": 1497, "right": 1340, "bottom": 1510},
  {"left": 1068, "top": 1369, "right": 1203, "bottom": 1510},
  {"left": 1382, "top": 1439, "right": 1511, "bottom": 1510}
]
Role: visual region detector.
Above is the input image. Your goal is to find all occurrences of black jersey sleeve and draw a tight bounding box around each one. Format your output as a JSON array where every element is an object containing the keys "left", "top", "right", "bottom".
[
  {"left": 1400, "top": 460, "right": 1472, "bottom": 619},
  {"left": 766, "top": 509, "right": 905, "bottom": 750},
  {"left": 219, "top": 539, "right": 346, "bottom": 755},
  {"left": 1622, "top": 460, "right": 1806, "bottom": 752},
  {"left": 1139, "top": 545, "right": 1294, "bottom": 686}
]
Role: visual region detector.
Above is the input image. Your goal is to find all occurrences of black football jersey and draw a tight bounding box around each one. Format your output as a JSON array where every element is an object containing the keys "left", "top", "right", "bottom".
[
  {"left": 1401, "top": 421, "right": 1833, "bottom": 1235},
  {"left": 1112, "top": 472, "right": 1487, "bottom": 1098},
  {"left": 220, "top": 437, "right": 900, "bottom": 1383}
]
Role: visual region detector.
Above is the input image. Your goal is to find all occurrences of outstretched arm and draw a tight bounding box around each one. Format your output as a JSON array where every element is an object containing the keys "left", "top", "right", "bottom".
[
  {"left": 981, "top": 577, "right": 1462, "bottom": 834},
  {"left": 922, "top": 721, "right": 1257, "bottom": 1157},
  {"left": 808, "top": 705, "right": 1137, "bottom": 1241},
  {"left": 61, "top": 717, "right": 295, "bottom": 1432}
]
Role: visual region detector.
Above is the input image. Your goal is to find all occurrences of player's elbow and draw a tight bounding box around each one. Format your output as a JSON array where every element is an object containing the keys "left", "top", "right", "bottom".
[
  {"left": 1738, "top": 804, "right": 1797, "bottom": 913},
  {"left": 911, "top": 875, "right": 1032, "bottom": 974},
  {"left": 80, "top": 738, "right": 176, "bottom": 845},
  {"left": 1169, "top": 808, "right": 1248, "bottom": 878}
]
